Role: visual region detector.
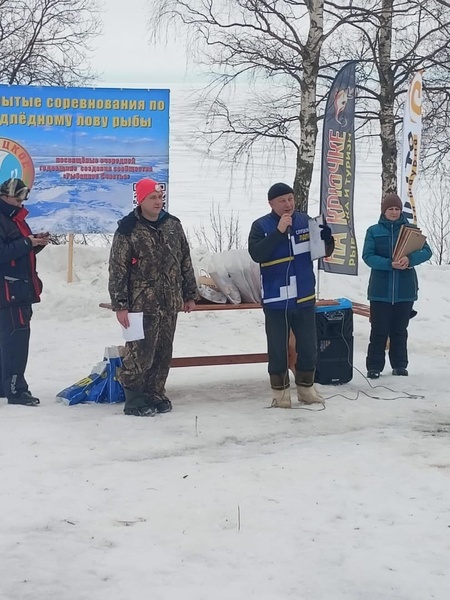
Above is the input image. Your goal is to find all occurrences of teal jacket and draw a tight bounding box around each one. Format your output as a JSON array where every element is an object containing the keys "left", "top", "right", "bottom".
[{"left": 362, "top": 213, "right": 432, "bottom": 303}]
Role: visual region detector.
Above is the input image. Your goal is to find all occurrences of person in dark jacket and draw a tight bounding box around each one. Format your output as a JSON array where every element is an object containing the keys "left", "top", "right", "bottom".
[
  {"left": 362, "top": 193, "right": 432, "bottom": 378},
  {"left": 0, "top": 178, "right": 50, "bottom": 406},
  {"left": 248, "top": 182, "right": 335, "bottom": 408},
  {"left": 108, "top": 178, "right": 197, "bottom": 417}
]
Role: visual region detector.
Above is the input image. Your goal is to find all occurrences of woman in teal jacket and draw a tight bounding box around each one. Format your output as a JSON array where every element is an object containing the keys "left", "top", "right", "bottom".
[{"left": 362, "top": 193, "right": 431, "bottom": 378}]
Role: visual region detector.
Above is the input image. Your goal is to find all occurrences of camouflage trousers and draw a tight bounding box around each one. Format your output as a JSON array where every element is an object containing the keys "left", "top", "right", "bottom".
[{"left": 119, "top": 309, "right": 178, "bottom": 395}]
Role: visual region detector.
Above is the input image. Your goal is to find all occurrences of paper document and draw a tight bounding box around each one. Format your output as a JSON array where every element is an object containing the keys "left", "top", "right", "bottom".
[
  {"left": 121, "top": 312, "right": 145, "bottom": 342},
  {"left": 308, "top": 215, "right": 327, "bottom": 261}
]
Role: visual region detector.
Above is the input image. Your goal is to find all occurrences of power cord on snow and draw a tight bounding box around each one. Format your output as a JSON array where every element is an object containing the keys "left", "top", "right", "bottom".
[
  {"left": 266, "top": 230, "right": 422, "bottom": 410},
  {"left": 321, "top": 314, "right": 425, "bottom": 403}
]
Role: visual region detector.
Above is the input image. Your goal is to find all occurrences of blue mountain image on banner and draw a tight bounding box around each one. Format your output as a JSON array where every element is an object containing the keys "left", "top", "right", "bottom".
[{"left": 26, "top": 157, "right": 168, "bottom": 234}]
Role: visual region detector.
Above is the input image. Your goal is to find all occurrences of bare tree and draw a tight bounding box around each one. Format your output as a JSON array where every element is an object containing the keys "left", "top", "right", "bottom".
[
  {"left": 151, "top": 0, "right": 450, "bottom": 207},
  {"left": 421, "top": 169, "right": 450, "bottom": 264},
  {"left": 327, "top": 0, "right": 450, "bottom": 193},
  {"left": 0, "top": 0, "right": 101, "bottom": 86},
  {"left": 189, "top": 203, "right": 242, "bottom": 252},
  {"left": 152, "top": 0, "right": 326, "bottom": 212}
]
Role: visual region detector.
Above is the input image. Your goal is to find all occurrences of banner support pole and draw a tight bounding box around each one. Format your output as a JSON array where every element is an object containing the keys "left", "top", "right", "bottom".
[
  {"left": 316, "top": 263, "right": 321, "bottom": 300},
  {"left": 67, "top": 233, "right": 74, "bottom": 283}
]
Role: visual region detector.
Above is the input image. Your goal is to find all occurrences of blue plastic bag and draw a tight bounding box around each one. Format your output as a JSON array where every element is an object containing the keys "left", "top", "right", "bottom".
[
  {"left": 101, "top": 346, "right": 126, "bottom": 404},
  {"left": 57, "top": 346, "right": 126, "bottom": 406},
  {"left": 56, "top": 363, "right": 108, "bottom": 406},
  {"left": 84, "top": 364, "right": 108, "bottom": 403}
]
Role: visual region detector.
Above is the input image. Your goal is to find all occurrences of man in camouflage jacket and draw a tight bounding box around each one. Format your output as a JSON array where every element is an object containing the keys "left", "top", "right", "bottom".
[{"left": 108, "top": 178, "right": 197, "bottom": 416}]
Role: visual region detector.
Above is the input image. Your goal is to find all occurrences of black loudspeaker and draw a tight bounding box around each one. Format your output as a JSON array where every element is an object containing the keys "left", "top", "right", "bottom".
[{"left": 315, "top": 299, "right": 353, "bottom": 385}]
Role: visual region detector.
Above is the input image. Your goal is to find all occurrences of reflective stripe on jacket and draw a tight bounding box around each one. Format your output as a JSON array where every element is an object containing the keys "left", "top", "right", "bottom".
[{"left": 249, "top": 211, "right": 315, "bottom": 309}]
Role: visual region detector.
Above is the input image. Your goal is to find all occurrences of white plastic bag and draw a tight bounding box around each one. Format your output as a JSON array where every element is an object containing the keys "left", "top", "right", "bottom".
[
  {"left": 208, "top": 253, "right": 242, "bottom": 305},
  {"left": 222, "top": 249, "right": 261, "bottom": 303},
  {"left": 196, "top": 268, "right": 227, "bottom": 304}
]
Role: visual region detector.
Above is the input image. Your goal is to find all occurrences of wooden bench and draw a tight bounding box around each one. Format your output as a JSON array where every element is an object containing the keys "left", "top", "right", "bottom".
[{"left": 100, "top": 299, "right": 370, "bottom": 368}]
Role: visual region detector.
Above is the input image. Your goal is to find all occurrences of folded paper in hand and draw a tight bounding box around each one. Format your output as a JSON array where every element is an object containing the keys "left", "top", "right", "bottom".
[
  {"left": 121, "top": 312, "right": 145, "bottom": 342},
  {"left": 393, "top": 225, "right": 426, "bottom": 261}
]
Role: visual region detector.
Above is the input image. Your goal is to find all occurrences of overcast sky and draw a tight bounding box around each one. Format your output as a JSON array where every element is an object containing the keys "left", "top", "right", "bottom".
[{"left": 90, "top": 0, "right": 200, "bottom": 87}]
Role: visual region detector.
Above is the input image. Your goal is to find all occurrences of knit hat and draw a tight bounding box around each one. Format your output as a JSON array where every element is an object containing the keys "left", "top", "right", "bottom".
[
  {"left": 268, "top": 182, "right": 294, "bottom": 202},
  {"left": 135, "top": 178, "right": 162, "bottom": 204},
  {"left": 0, "top": 178, "right": 30, "bottom": 201},
  {"left": 381, "top": 193, "right": 402, "bottom": 214}
]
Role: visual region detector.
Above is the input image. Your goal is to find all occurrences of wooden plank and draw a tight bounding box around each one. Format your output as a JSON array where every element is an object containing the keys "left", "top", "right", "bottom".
[
  {"left": 100, "top": 300, "right": 370, "bottom": 318},
  {"left": 99, "top": 298, "right": 370, "bottom": 369},
  {"left": 193, "top": 302, "right": 261, "bottom": 311},
  {"left": 352, "top": 302, "right": 371, "bottom": 318},
  {"left": 99, "top": 299, "right": 343, "bottom": 312},
  {"left": 170, "top": 353, "right": 268, "bottom": 368}
]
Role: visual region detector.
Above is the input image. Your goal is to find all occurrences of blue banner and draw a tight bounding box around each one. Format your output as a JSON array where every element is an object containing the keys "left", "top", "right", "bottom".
[{"left": 0, "top": 85, "right": 169, "bottom": 233}]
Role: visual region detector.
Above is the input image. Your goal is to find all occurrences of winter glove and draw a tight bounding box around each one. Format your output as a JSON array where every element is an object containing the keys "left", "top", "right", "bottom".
[{"left": 319, "top": 223, "right": 333, "bottom": 243}]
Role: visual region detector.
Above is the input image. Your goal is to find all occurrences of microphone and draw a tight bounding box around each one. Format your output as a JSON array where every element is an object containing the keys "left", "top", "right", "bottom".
[{"left": 286, "top": 225, "right": 292, "bottom": 236}]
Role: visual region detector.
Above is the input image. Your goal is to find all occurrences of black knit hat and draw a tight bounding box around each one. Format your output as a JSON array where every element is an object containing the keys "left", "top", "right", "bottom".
[
  {"left": 0, "top": 178, "right": 30, "bottom": 201},
  {"left": 268, "top": 182, "right": 294, "bottom": 201}
]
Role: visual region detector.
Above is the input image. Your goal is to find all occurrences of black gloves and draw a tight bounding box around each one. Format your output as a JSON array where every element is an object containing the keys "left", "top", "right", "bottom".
[{"left": 319, "top": 223, "right": 333, "bottom": 243}]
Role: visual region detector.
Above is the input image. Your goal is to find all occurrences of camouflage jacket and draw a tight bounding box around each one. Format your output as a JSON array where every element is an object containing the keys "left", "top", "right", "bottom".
[{"left": 108, "top": 208, "right": 197, "bottom": 313}]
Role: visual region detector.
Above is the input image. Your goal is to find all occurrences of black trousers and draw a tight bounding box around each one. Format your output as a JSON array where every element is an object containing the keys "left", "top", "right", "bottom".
[
  {"left": 366, "top": 301, "right": 414, "bottom": 371},
  {"left": 264, "top": 305, "right": 317, "bottom": 376},
  {"left": 0, "top": 305, "right": 32, "bottom": 399}
]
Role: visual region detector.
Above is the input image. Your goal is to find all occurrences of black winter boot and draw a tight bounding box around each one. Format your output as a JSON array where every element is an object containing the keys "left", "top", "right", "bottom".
[
  {"left": 153, "top": 394, "right": 173, "bottom": 413},
  {"left": 367, "top": 370, "right": 380, "bottom": 379},
  {"left": 123, "top": 388, "right": 156, "bottom": 417},
  {"left": 8, "top": 391, "right": 40, "bottom": 406},
  {"left": 392, "top": 368, "right": 408, "bottom": 376}
]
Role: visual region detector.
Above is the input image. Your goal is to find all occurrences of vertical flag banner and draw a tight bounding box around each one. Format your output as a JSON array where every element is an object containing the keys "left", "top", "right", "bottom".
[
  {"left": 319, "top": 62, "right": 358, "bottom": 275},
  {"left": 400, "top": 71, "right": 423, "bottom": 224},
  {"left": 0, "top": 85, "right": 169, "bottom": 233}
]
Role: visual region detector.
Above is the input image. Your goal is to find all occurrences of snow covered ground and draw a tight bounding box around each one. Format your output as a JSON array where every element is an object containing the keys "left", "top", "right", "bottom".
[{"left": 1, "top": 241, "right": 449, "bottom": 600}]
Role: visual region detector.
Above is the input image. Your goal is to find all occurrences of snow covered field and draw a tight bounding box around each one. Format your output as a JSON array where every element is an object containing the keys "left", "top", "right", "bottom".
[{"left": 1, "top": 239, "right": 449, "bottom": 600}]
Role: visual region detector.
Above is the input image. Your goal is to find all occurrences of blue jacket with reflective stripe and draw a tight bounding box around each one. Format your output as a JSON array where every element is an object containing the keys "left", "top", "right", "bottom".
[{"left": 248, "top": 211, "right": 315, "bottom": 310}]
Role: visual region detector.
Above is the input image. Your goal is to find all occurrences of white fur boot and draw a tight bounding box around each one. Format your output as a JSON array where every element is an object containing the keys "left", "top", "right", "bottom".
[
  {"left": 296, "top": 384, "right": 324, "bottom": 405},
  {"left": 271, "top": 387, "right": 292, "bottom": 408}
]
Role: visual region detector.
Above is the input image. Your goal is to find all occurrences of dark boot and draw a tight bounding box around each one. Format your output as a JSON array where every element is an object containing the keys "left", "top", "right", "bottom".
[
  {"left": 392, "top": 368, "right": 408, "bottom": 376},
  {"left": 153, "top": 394, "right": 173, "bottom": 413},
  {"left": 8, "top": 391, "right": 40, "bottom": 406},
  {"left": 123, "top": 388, "right": 156, "bottom": 417},
  {"left": 367, "top": 370, "right": 380, "bottom": 379}
]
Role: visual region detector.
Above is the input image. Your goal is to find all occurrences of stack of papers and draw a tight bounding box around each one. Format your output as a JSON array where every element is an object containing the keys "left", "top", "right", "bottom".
[{"left": 393, "top": 225, "right": 427, "bottom": 261}]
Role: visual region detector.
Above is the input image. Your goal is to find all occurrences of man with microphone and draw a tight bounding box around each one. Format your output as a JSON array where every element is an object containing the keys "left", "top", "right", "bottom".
[{"left": 248, "top": 182, "right": 334, "bottom": 408}]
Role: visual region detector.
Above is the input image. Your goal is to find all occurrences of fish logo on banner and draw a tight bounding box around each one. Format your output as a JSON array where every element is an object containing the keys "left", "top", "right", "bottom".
[
  {"left": 333, "top": 88, "right": 354, "bottom": 126},
  {"left": 319, "top": 62, "right": 358, "bottom": 276},
  {"left": 400, "top": 71, "right": 423, "bottom": 224}
]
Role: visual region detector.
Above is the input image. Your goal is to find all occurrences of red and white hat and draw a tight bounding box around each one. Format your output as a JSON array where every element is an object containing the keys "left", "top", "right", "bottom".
[{"left": 135, "top": 178, "right": 162, "bottom": 204}]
